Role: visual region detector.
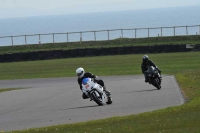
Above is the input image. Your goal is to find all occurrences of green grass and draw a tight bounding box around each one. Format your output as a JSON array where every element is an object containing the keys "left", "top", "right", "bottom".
[
  {"left": 0, "top": 52, "right": 200, "bottom": 80},
  {"left": 0, "top": 88, "right": 25, "bottom": 93},
  {"left": 1, "top": 51, "right": 200, "bottom": 133},
  {"left": 0, "top": 35, "right": 199, "bottom": 54}
]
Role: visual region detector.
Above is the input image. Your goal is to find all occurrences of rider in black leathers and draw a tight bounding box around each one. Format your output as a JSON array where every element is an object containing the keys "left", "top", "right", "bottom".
[
  {"left": 141, "top": 55, "right": 161, "bottom": 83},
  {"left": 76, "top": 67, "right": 111, "bottom": 99}
]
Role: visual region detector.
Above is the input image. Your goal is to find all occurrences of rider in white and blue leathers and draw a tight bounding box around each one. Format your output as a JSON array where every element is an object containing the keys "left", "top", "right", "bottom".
[{"left": 76, "top": 67, "right": 111, "bottom": 99}]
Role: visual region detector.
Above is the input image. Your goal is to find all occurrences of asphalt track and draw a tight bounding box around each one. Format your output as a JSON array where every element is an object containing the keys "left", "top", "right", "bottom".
[{"left": 0, "top": 75, "right": 185, "bottom": 132}]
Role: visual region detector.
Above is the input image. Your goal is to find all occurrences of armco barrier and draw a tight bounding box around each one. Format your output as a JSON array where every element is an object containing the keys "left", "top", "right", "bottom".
[
  {"left": 38, "top": 51, "right": 46, "bottom": 60},
  {"left": 148, "top": 46, "right": 156, "bottom": 53},
  {"left": 163, "top": 45, "right": 172, "bottom": 52},
  {"left": 4, "top": 53, "right": 14, "bottom": 62},
  {"left": 133, "top": 46, "right": 141, "bottom": 54},
  {"left": 0, "top": 54, "right": 4, "bottom": 62},
  {"left": 140, "top": 46, "right": 149, "bottom": 53},
  {"left": 124, "top": 46, "right": 133, "bottom": 54},
  {"left": 171, "top": 45, "right": 179, "bottom": 52},
  {"left": 30, "top": 52, "right": 38, "bottom": 60},
  {"left": 0, "top": 44, "right": 192, "bottom": 63},
  {"left": 93, "top": 48, "right": 102, "bottom": 56},
  {"left": 110, "top": 47, "right": 118, "bottom": 55},
  {"left": 50, "top": 50, "right": 63, "bottom": 59},
  {"left": 155, "top": 45, "right": 164, "bottom": 53},
  {"left": 45, "top": 51, "right": 55, "bottom": 59},
  {"left": 193, "top": 44, "right": 200, "bottom": 51},
  {"left": 77, "top": 49, "right": 86, "bottom": 57},
  {"left": 117, "top": 47, "right": 125, "bottom": 54},
  {"left": 70, "top": 49, "right": 78, "bottom": 57},
  {"left": 20, "top": 52, "right": 30, "bottom": 61},
  {"left": 62, "top": 50, "right": 71, "bottom": 58},
  {"left": 179, "top": 45, "right": 186, "bottom": 52},
  {"left": 86, "top": 48, "right": 94, "bottom": 56},
  {"left": 101, "top": 48, "right": 110, "bottom": 55},
  {"left": 13, "top": 53, "right": 21, "bottom": 62}
]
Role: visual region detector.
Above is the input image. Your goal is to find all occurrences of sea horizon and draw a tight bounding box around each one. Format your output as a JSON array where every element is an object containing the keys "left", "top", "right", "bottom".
[{"left": 0, "top": 5, "right": 200, "bottom": 46}]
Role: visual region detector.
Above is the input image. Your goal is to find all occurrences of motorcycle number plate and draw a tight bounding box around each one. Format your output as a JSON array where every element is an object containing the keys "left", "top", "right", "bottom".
[{"left": 85, "top": 84, "right": 90, "bottom": 89}]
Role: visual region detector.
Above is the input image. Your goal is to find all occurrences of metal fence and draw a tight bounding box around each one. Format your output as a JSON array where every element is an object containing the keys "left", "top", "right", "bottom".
[{"left": 0, "top": 24, "right": 200, "bottom": 46}]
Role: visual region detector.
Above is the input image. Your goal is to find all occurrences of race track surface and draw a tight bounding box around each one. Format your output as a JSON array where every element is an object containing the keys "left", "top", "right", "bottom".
[{"left": 0, "top": 75, "right": 185, "bottom": 132}]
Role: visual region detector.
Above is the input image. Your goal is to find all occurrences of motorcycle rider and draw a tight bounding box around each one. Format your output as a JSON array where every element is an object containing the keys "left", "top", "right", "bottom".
[
  {"left": 76, "top": 67, "right": 111, "bottom": 99},
  {"left": 141, "top": 55, "right": 161, "bottom": 83}
]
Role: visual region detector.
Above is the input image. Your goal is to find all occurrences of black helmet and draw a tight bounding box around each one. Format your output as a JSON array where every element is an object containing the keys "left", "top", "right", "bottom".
[{"left": 142, "top": 55, "right": 149, "bottom": 62}]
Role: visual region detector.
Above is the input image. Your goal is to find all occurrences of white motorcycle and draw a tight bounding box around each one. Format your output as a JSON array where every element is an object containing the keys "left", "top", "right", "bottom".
[{"left": 82, "top": 78, "right": 112, "bottom": 106}]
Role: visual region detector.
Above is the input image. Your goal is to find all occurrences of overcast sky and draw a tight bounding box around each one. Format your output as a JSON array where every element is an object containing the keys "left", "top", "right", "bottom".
[{"left": 1, "top": 0, "right": 200, "bottom": 18}]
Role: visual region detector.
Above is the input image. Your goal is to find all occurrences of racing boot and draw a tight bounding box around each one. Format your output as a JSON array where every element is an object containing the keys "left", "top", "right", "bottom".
[
  {"left": 82, "top": 93, "right": 89, "bottom": 99},
  {"left": 103, "top": 86, "right": 111, "bottom": 96},
  {"left": 145, "top": 76, "right": 148, "bottom": 83},
  {"left": 157, "top": 71, "right": 162, "bottom": 82},
  {"left": 159, "top": 76, "right": 162, "bottom": 82},
  {"left": 156, "top": 67, "right": 161, "bottom": 74}
]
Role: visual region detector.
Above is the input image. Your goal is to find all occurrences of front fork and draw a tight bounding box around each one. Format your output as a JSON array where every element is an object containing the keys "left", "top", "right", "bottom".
[{"left": 94, "top": 84, "right": 104, "bottom": 94}]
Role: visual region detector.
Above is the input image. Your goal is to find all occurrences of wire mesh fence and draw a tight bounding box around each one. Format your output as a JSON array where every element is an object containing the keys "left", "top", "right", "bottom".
[{"left": 0, "top": 24, "right": 199, "bottom": 46}]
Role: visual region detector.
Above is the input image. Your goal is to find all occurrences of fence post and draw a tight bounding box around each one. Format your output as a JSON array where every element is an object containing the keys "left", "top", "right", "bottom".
[
  {"left": 11, "top": 36, "right": 13, "bottom": 46},
  {"left": 174, "top": 26, "right": 176, "bottom": 36},
  {"left": 186, "top": 25, "right": 188, "bottom": 36},
  {"left": 94, "top": 31, "right": 96, "bottom": 41},
  {"left": 38, "top": 34, "right": 41, "bottom": 45},
  {"left": 67, "top": 32, "right": 68, "bottom": 42},
  {"left": 3, "top": 24, "right": 200, "bottom": 46},
  {"left": 135, "top": 28, "right": 137, "bottom": 39},
  {"left": 121, "top": 29, "right": 123, "bottom": 38},
  {"left": 80, "top": 32, "right": 82, "bottom": 44},
  {"left": 107, "top": 30, "right": 109, "bottom": 40},
  {"left": 25, "top": 35, "right": 27, "bottom": 46},
  {"left": 199, "top": 25, "right": 200, "bottom": 35},
  {"left": 53, "top": 33, "right": 55, "bottom": 44}
]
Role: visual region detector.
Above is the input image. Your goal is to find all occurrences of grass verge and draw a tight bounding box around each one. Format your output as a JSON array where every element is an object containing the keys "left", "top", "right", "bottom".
[
  {"left": 0, "top": 88, "right": 25, "bottom": 93},
  {"left": 0, "top": 52, "right": 200, "bottom": 80},
  {"left": 0, "top": 35, "right": 199, "bottom": 54},
  {"left": 1, "top": 51, "right": 199, "bottom": 133}
]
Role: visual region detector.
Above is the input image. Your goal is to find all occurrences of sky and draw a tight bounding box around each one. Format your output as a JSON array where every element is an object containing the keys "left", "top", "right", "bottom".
[{"left": 0, "top": 0, "right": 200, "bottom": 18}]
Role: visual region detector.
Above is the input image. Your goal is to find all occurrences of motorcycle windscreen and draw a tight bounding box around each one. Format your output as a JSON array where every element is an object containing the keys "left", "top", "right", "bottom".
[
  {"left": 147, "top": 66, "right": 155, "bottom": 73},
  {"left": 82, "top": 78, "right": 90, "bottom": 85}
]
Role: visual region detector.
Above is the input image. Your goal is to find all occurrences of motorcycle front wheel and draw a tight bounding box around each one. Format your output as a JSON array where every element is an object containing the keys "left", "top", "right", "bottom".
[
  {"left": 152, "top": 78, "right": 161, "bottom": 90},
  {"left": 90, "top": 91, "right": 104, "bottom": 106}
]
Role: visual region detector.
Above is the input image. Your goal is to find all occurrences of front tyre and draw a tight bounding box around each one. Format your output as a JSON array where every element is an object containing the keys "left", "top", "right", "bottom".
[
  {"left": 91, "top": 91, "right": 103, "bottom": 106},
  {"left": 152, "top": 78, "right": 161, "bottom": 90}
]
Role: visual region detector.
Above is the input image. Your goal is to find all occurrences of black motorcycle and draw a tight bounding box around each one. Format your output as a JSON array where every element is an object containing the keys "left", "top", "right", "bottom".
[{"left": 145, "top": 66, "right": 162, "bottom": 90}]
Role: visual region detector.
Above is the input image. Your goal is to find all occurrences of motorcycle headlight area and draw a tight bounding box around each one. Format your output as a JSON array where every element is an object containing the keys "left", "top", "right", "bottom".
[{"left": 82, "top": 78, "right": 90, "bottom": 85}]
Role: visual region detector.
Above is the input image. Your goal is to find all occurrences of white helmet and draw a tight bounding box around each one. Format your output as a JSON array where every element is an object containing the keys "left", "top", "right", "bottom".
[{"left": 76, "top": 67, "right": 85, "bottom": 78}]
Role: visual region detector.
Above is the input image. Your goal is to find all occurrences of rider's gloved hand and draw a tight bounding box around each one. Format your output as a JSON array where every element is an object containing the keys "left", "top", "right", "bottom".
[{"left": 94, "top": 76, "right": 98, "bottom": 80}]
